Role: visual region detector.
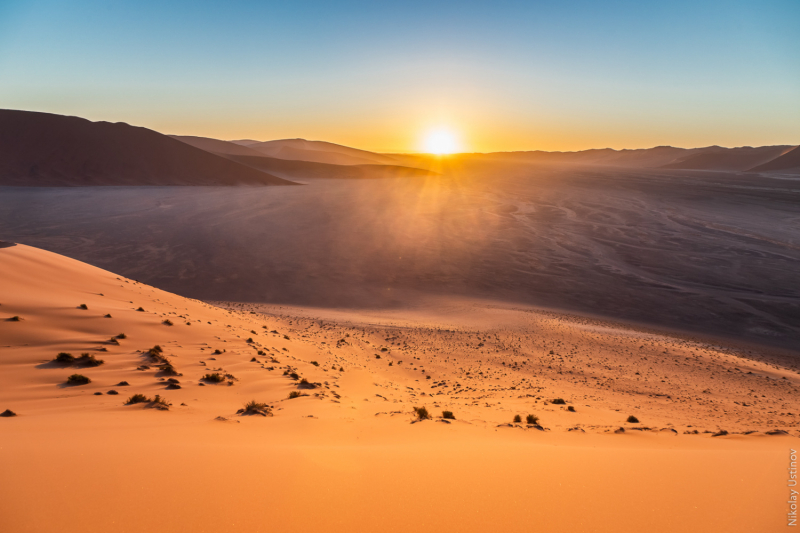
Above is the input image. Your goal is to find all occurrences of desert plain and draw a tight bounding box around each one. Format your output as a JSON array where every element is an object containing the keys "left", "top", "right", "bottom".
[{"left": 1, "top": 113, "right": 799, "bottom": 532}]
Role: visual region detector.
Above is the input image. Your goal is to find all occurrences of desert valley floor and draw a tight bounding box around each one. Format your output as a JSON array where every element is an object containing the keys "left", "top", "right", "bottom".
[{"left": 1, "top": 242, "right": 797, "bottom": 532}]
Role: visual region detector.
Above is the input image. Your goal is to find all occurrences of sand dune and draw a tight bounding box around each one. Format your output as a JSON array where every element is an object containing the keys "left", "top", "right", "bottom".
[
  {"left": 0, "top": 110, "right": 295, "bottom": 186},
  {"left": 390, "top": 144, "right": 799, "bottom": 172},
  {"left": 170, "top": 134, "right": 436, "bottom": 179},
  {"left": 748, "top": 145, "right": 800, "bottom": 173},
  {"left": 169, "top": 134, "right": 269, "bottom": 157},
  {"left": 1, "top": 242, "right": 797, "bottom": 532},
  {"left": 222, "top": 154, "right": 438, "bottom": 180},
  {"left": 660, "top": 145, "right": 794, "bottom": 171},
  {"left": 247, "top": 138, "right": 401, "bottom": 165}
]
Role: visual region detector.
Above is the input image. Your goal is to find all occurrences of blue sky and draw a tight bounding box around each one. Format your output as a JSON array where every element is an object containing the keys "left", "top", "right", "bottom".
[{"left": 0, "top": 0, "right": 797, "bottom": 151}]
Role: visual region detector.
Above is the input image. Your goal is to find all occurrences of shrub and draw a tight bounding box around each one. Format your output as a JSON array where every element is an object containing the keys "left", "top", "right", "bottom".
[
  {"left": 163, "top": 319, "right": 173, "bottom": 326},
  {"left": 67, "top": 374, "right": 91, "bottom": 385},
  {"left": 75, "top": 353, "right": 104, "bottom": 367},
  {"left": 136, "top": 307, "right": 145, "bottom": 312},
  {"left": 8, "top": 315, "right": 21, "bottom": 321},
  {"left": 339, "top": 366, "right": 344, "bottom": 372},
  {"left": 213, "top": 349, "right": 222, "bottom": 355},
  {"left": 442, "top": 410, "right": 455, "bottom": 420},
  {"left": 626, "top": 415, "right": 639, "bottom": 423},
  {"left": 552, "top": 398, "right": 566, "bottom": 405},
  {"left": 104, "top": 314, "right": 113, "bottom": 318},
  {"left": 0, "top": 409, "right": 18, "bottom": 417},
  {"left": 150, "top": 395, "right": 171, "bottom": 410},
  {"left": 55, "top": 352, "right": 75, "bottom": 364},
  {"left": 116, "top": 333, "right": 126, "bottom": 339},
  {"left": 414, "top": 406, "right": 430, "bottom": 420},
  {"left": 79, "top": 304, "right": 88, "bottom": 310},
  {"left": 242, "top": 400, "right": 271, "bottom": 416},
  {"left": 526, "top": 414, "right": 539, "bottom": 425},
  {"left": 202, "top": 373, "right": 225, "bottom": 383},
  {"left": 257, "top": 350, "right": 266, "bottom": 356},
  {"left": 126, "top": 393, "right": 150, "bottom": 404},
  {"left": 567, "top": 405, "right": 576, "bottom": 412},
  {"left": 513, "top": 414, "right": 522, "bottom": 424},
  {"left": 158, "top": 360, "right": 179, "bottom": 376},
  {"left": 310, "top": 361, "right": 319, "bottom": 366},
  {"left": 288, "top": 391, "right": 303, "bottom": 399}
]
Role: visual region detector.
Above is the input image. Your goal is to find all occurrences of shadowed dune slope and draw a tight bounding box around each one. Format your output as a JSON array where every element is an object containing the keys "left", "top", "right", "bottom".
[
  {"left": 247, "top": 138, "right": 400, "bottom": 165},
  {"left": 169, "top": 135, "right": 268, "bottom": 157},
  {"left": 0, "top": 110, "right": 296, "bottom": 186},
  {"left": 170, "top": 135, "right": 436, "bottom": 179},
  {"left": 222, "top": 154, "right": 438, "bottom": 180},
  {"left": 748, "top": 145, "right": 800, "bottom": 173}
]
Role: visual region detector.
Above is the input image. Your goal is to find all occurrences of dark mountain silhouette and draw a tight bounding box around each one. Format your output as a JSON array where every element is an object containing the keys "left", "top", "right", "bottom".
[{"left": 0, "top": 110, "right": 296, "bottom": 186}]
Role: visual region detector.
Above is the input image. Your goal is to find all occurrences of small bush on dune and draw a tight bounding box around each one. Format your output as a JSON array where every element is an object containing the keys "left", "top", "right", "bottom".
[
  {"left": 116, "top": 333, "right": 126, "bottom": 339},
  {"left": 8, "top": 316, "right": 21, "bottom": 321},
  {"left": 202, "top": 373, "right": 225, "bottom": 383},
  {"left": 526, "top": 414, "right": 539, "bottom": 425},
  {"left": 75, "top": 353, "right": 104, "bottom": 367},
  {"left": 158, "top": 360, "right": 179, "bottom": 376},
  {"left": 150, "top": 395, "right": 171, "bottom": 410},
  {"left": 513, "top": 414, "right": 522, "bottom": 424},
  {"left": 626, "top": 415, "right": 639, "bottom": 423},
  {"left": 414, "top": 406, "right": 430, "bottom": 420},
  {"left": 67, "top": 374, "right": 91, "bottom": 385},
  {"left": 78, "top": 304, "right": 88, "bottom": 310},
  {"left": 567, "top": 405, "right": 576, "bottom": 412},
  {"left": 126, "top": 393, "right": 150, "bottom": 404},
  {"left": 551, "top": 398, "right": 566, "bottom": 405},
  {"left": 55, "top": 352, "right": 75, "bottom": 364},
  {"left": 310, "top": 361, "right": 319, "bottom": 366},
  {"left": 163, "top": 319, "right": 173, "bottom": 326},
  {"left": 288, "top": 391, "right": 304, "bottom": 399},
  {"left": 241, "top": 400, "right": 271, "bottom": 416},
  {"left": 442, "top": 410, "right": 455, "bottom": 420}
]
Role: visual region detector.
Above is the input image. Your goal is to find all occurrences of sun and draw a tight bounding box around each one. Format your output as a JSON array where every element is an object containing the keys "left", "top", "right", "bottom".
[{"left": 422, "top": 128, "right": 460, "bottom": 155}]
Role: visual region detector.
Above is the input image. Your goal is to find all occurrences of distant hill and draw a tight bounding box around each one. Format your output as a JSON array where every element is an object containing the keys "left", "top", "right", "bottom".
[
  {"left": 0, "top": 110, "right": 296, "bottom": 186},
  {"left": 223, "top": 154, "right": 438, "bottom": 180},
  {"left": 170, "top": 135, "right": 267, "bottom": 157},
  {"left": 245, "top": 138, "right": 400, "bottom": 166},
  {"left": 747, "top": 145, "right": 800, "bottom": 173},
  {"left": 388, "top": 145, "right": 800, "bottom": 173},
  {"left": 659, "top": 146, "right": 794, "bottom": 171},
  {"left": 171, "top": 135, "right": 435, "bottom": 179}
]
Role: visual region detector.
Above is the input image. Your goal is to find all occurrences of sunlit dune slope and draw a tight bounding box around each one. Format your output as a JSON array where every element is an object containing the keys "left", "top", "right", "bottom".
[{"left": 0, "top": 242, "right": 797, "bottom": 533}]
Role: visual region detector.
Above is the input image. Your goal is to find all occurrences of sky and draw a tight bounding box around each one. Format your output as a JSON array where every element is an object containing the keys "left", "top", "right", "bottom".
[{"left": 0, "top": 0, "right": 798, "bottom": 153}]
